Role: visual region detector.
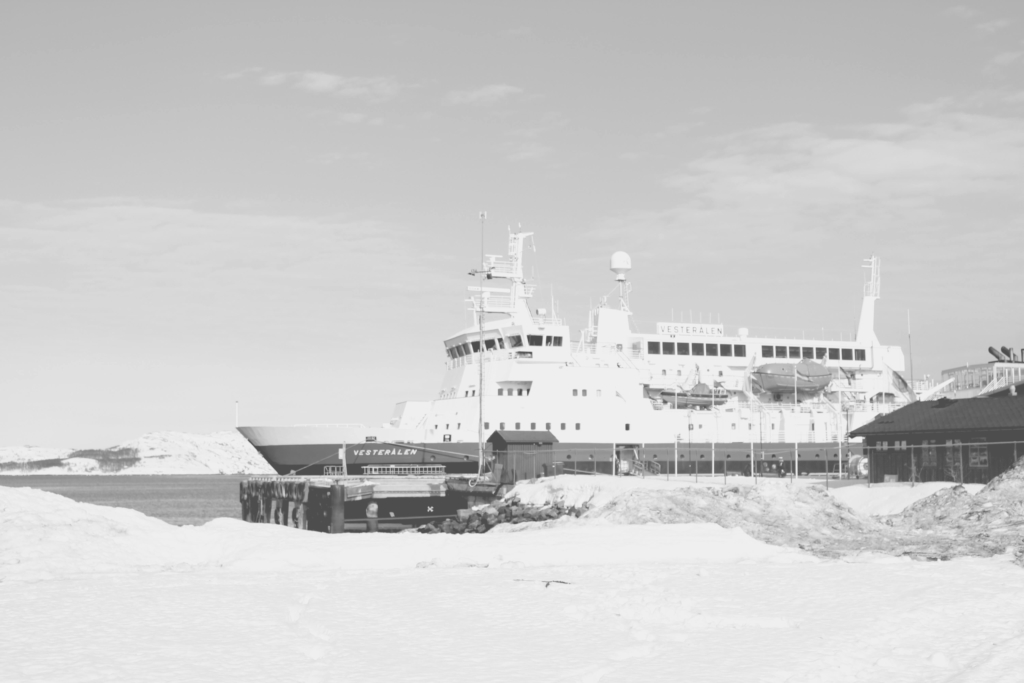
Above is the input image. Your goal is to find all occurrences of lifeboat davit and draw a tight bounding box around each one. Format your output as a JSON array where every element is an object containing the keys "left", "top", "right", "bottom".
[{"left": 752, "top": 360, "right": 831, "bottom": 395}]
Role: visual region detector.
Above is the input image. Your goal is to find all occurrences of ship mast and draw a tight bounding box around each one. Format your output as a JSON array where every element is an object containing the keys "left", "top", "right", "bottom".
[{"left": 477, "top": 211, "right": 486, "bottom": 476}]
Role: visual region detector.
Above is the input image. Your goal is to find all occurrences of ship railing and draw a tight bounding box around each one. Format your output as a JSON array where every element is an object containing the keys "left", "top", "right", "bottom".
[
  {"left": 294, "top": 423, "right": 367, "bottom": 428},
  {"left": 531, "top": 314, "right": 564, "bottom": 325},
  {"left": 360, "top": 465, "right": 448, "bottom": 476}
]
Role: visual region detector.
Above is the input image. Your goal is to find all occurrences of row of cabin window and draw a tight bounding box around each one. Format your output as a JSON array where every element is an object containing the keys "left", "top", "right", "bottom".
[
  {"left": 647, "top": 342, "right": 747, "bottom": 357},
  {"left": 496, "top": 388, "right": 530, "bottom": 396},
  {"left": 483, "top": 421, "right": 581, "bottom": 431},
  {"left": 446, "top": 334, "right": 563, "bottom": 359},
  {"left": 762, "top": 346, "right": 867, "bottom": 361}
]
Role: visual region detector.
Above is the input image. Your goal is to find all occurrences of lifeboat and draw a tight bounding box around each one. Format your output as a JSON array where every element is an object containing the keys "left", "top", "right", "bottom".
[
  {"left": 752, "top": 360, "right": 831, "bottom": 395},
  {"left": 657, "top": 382, "right": 728, "bottom": 409}
]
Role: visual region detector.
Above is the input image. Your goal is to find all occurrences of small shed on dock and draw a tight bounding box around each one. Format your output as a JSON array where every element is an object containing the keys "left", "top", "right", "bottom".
[
  {"left": 850, "top": 396, "right": 1024, "bottom": 484},
  {"left": 487, "top": 430, "right": 560, "bottom": 484}
]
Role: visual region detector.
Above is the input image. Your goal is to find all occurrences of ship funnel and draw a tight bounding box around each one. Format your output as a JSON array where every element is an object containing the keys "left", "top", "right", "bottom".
[
  {"left": 610, "top": 251, "right": 632, "bottom": 282},
  {"left": 1000, "top": 346, "right": 1014, "bottom": 360},
  {"left": 989, "top": 346, "right": 1010, "bottom": 362}
]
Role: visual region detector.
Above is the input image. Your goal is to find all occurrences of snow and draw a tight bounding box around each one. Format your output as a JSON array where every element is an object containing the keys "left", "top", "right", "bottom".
[
  {"left": 830, "top": 482, "right": 985, "bottom": 516},
  {"left": 0, "top": 430, "right": 273, "bottom": 475},
  {"left": 4, "top": 480, "right": 1024, "bottom": 682}
]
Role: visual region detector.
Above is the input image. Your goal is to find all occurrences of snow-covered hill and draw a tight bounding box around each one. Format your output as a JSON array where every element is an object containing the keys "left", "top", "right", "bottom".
[{"left": 0, "top": 431, "right": 274, "bottom": 475}]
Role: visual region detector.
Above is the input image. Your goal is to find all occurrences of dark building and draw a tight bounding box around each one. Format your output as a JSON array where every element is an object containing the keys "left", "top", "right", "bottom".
[
  {"left": 850, "top": 391, "right": 1024, "bottom": 484},
  {"left": 487, "top": 430, "right": 560, "bottom": 484}
]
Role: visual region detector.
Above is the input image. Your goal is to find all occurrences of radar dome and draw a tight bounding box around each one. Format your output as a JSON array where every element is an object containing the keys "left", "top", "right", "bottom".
[{"left": 610, "top": 251, "right": 632, "bottom": 281}]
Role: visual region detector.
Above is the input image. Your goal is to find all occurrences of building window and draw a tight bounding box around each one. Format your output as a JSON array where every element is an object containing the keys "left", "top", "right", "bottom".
[
  {"left": 721, "top": 344, "right": 733, "bottom": 357},
  {"left": 560, "top": 423, "right": 566, "bottom": 430},
  {"left": 923, "top": 440, "right": 938, "bottom": 466},
  {"left": 484, "top": 422, "right": 489, "bottom": 429},
  {"left": 515, "top": 422, "right": 521, "bottom": 430},
  {"left": 841, "top": 348, "right": 853, "bottom": 361},
  {"left": 527, "top": 335, "right": 543, "bottom": 347},
  {"left": 762, "top": 345, "right": 774, "bottom": 358},
  {"left": 582, "top": 389, "right": 587, "bottom": 397},
  {"left": 499, "top": 422, "right": 505, "bottom": 430},
  {"left": 530, "top": 422, "right": 536, "bottom": 430},
  {"left": 693, "top": 343, "right": 705, "bottom": 356},
  {"left": 828, "top": 348, "right": 840, "bottom": 360},
  {"left": 575, "top": 423, "right": 581, "bottom": 430},
  {"left": 647, "top": 341, "right": 660, "bottom": 355},
  {"left": 969, "top": 439, "right": 988, "bottom": 467},
  {"left": 775, "top": 346, "right": 787, "bottom": 358},
  {"left": 855, "top": 349, "right": 866, "bottom": 361},
  {"left": 545, "top": 422, "right": 551, "bottom": 430},
  {"left": 662, "top": 341, "right": 675, "bottom": 355},
  {"left": 661, "top": 369, "right": 667, "bottom": 376},
  {"left": 517, "top": 389, "right": 524, "bottom": 396},
  {"left": 498, "top": 388, "right": 504, "bottom": 396},
  {"left": 734, "top": 344, "right": 746, "bottom": 357},
  {"left": 677, "top": 342, "right": 690, "bottom": 355},
  {"left": 625, "top": 423, "right": 630, "bottom": 431},
  {"left": 573, "top": 389, "right": 578, "bottom": 396},
  {"left": 706, "top": 344, "right": 718, "bottom": 356}
]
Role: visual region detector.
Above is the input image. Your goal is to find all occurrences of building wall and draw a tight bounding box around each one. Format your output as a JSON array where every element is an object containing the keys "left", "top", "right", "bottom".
[{"left": 867, "top": 430, "right": 1024, "bottom": 484}]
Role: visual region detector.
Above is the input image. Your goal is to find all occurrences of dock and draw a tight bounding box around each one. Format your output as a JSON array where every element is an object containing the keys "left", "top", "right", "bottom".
[{"left": 240, "top": 472, "right": 501, "bottom": 532}]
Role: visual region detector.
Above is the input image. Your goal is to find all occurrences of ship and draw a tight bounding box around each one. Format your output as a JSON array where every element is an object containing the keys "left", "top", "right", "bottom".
[{"left": 238, "top": 231, "right": 913, "bottom": 478}]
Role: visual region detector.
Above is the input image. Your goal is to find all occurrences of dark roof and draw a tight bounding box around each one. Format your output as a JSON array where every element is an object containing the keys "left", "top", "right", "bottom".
[
  {"left": 487, "top": 430, "right": 559, "bottom": 445},
  {"left": 850, "top": 398, "right": 1024, "bottom": 437}
]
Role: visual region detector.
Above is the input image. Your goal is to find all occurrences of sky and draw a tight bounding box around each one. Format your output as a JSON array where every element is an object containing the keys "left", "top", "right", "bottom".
[{"left": 2, "top": 1, "right": 1023, "bottom": 447}]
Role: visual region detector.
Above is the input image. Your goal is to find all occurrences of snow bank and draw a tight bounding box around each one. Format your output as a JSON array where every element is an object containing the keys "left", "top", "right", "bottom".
[
  {"left": 0, "top": 485, "right": 804, "bottom": 582},
  {"left": 829, "top": 482, "right": 984, "bottom": 516},
  {"left": 0, "top": 430, "right": 273, "bottom": 475}
]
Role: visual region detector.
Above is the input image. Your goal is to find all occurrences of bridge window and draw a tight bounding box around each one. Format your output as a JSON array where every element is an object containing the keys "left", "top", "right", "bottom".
[
  {"left": 841, "top": 348, "right": 853, "bottom": 361},
  {"left": 518, "top": 389, "right": 525, "bottom": 396},
  {"left": 855, "top": 349, "right": 866, "bottom": 361},
  {"left": 497, "top": 337, "right": 505, "bottom": 349},
  {"left": 498, "top": 388, "right": 503, "bottom": 396},
  {"left": 828, "top": 348, "right": 840, "bottom": 360},
  {"left": 461, "top": 343, "right": 472, "bottom": 355},
  {"left": 775, "top": 346, "right": 787, "bottom": 358},
  {"left": 706, "top": 344, "right": 718, "bottom": 356},
  {"left": 734, "top": 344, "right": 746, "bottom": 357},
  {"left": 788, "top": 346, "right": 799, "bottom": 358},
  {"left": 677, "top": 342, "right": 690, "bottom": 355},
  {"left": 662, "top": 342, "right": 675, "bottom": 355},
  {"left": 802, "top": 347, "right": 813, "bottom": 359},
  {"left": 553, "top": 336, "right": 563, "bottom": 347},
  {"left": 647, "top": 341, "right": 660, "bottom": 354},
  {"left": 527, "top": 335, "right": 543, "bottom": 346},
  {"left": 484, "top": 339, "right": 496, "bottom": 351},
  {"left": 762, "top": 346, "right": 774, "bottom": 358},
  {"left": 720, "top": 344, "right": 733, "bottom": 357},
  {"left": 693, "top": 343, "right": 705, "bottom": 356},
  {"left": 471, "top": 341, "right": 480, "bottom": 353},
  {"left": 508, "top": 335, "right": 523, "bottom": 348},
  {"left": 816, "top": 347, "right": 826, "bottom": 359}
]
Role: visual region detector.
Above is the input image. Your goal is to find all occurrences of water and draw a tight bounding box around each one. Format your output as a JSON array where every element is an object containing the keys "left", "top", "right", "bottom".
[{"left": 0, "top": 475, "right": 247, "bottom": 526}]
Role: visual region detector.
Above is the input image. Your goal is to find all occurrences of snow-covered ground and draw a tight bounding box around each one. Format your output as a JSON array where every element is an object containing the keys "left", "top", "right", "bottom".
[
  {"left": 4, "top": 477, "right": 1024, "bottom": 682},
  {"left": 829, "top": 481, "right": 985, "bottom": 516},
  {"left": 0, "top": 430, "right": 274, "bottom": 475}
]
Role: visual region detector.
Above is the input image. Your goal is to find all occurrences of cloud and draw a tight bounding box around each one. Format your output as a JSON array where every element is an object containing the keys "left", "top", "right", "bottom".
[
  {"left": 943, "top": 5, "right": 979, "bottom": 20},
  {"left": 227, "top": 68, "right": 405, "bottom": 102},
  {"left": 986, "top": 50, "right": 1024, "bottom": 74},
  {"left": 447, "top": 84, "right": 523, "bottom": 106},
  {"left": 976, "top": 19, "right": 1010, "bottom": 33}
]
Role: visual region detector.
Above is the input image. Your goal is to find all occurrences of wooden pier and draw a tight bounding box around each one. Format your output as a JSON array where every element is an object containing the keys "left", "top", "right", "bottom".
[{"left": 240, "top": 474, "right": 500, "bottom": 532}]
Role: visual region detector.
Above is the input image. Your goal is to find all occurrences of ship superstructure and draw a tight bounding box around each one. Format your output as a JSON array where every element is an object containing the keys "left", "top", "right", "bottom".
[{"left": 239, "top": 232, "right": 912, "bottom": 475}]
